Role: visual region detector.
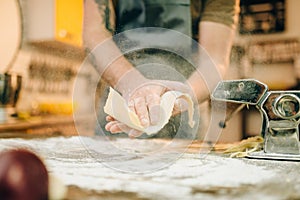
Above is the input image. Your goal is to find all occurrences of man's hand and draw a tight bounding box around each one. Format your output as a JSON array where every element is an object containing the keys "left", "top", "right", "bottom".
[
  {"left": 105, "top": 116, "right": 144, "bottom": 138},
  {"left": 105, "top": 80, "right": 193, "bottom": 137},
  {"left": 126, "top": 82, "right": 166, "bottom": 127}
]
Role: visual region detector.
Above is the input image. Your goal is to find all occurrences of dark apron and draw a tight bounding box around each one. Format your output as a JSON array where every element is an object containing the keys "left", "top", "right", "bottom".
[
  {"left": 114, "top": 0, "right": 192, "bottom": 35},
  {"left": 97, "top": 0, "right": 197, "bottom": 139}
]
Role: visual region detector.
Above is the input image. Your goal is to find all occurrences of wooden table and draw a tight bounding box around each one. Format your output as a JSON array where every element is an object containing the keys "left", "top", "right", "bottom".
[{"left": 0, "top": 135, "right": 299, "bottom": 200}]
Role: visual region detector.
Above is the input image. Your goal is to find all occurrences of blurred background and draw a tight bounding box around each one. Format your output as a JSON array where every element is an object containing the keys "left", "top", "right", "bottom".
[{"left": 1, "top": 0, "right": 300, "bottom": 142}]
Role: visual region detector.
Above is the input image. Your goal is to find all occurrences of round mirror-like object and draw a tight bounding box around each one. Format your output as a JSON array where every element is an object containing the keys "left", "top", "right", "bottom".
[{"left": 273, "top": 94, "right": 300, "bottom": 119}]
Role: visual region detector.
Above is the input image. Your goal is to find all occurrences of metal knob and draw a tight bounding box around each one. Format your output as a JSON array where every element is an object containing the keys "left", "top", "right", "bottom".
[{"left": 273, "top": 94, "right": 300, "bottom": 119}]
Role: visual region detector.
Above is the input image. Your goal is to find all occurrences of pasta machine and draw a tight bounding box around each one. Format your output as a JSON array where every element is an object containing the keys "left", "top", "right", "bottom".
[{"left": 212, "top": 79, "right": 300, "bottom": 161}]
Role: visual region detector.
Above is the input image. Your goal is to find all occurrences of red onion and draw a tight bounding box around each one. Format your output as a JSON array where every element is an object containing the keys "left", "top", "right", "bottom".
[{"left": 0, "top": 149, "right": 49, "bottom": 200}]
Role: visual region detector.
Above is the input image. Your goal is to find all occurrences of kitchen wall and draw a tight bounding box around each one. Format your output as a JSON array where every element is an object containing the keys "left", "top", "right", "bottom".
[
  {"left": 10, "top": 0, "right": 300, "bottom": 141},
  {"left": 10, "top": 0, "right": 88, "bottom": 116},
  {"left": 233, "top": 0, "right": 300, "bottom": 88}
]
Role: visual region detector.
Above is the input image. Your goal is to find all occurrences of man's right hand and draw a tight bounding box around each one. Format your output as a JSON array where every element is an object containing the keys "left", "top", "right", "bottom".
[{"left": 105, "top": 80, "right": 194, "bottom": 137}]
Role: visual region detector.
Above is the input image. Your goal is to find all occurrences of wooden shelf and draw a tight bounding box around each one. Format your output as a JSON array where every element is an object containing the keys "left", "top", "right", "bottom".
[
  {"left": 0, "top": 115, "right": 76, "bottom": 136},
  {"left": 28, "top": 40, "right": 86, "bottom": 61}
]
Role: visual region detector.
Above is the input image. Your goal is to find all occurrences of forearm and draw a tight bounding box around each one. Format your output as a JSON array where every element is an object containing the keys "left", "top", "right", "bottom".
[
  {"left": 187, "top": 21, "right": 236, "bottom": 103},
  {"left": 83, "top": 0, "right": 146, "bottom": 94}
]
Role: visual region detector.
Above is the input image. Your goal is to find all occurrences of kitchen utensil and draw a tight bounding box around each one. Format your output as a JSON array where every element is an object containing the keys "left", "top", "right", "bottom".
[{"left": 212, "top": 79, "right": 300, "bottom": 161}]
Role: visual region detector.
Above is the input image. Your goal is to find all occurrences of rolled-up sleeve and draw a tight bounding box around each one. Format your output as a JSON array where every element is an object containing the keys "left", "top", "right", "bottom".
[{"left": 201, "top": 0, "right": 240, "bottom": 29}]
